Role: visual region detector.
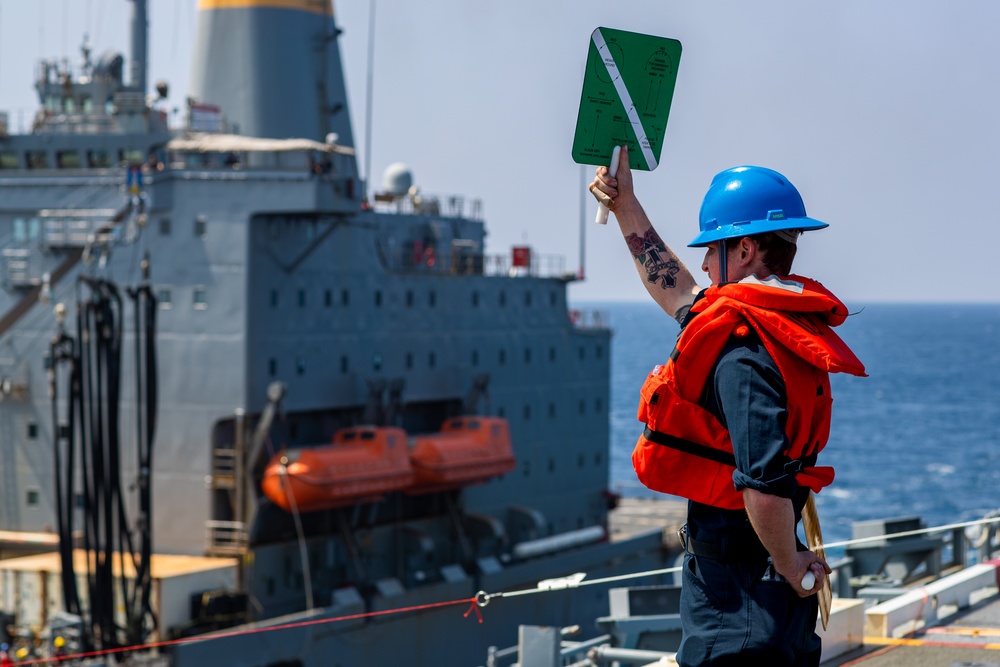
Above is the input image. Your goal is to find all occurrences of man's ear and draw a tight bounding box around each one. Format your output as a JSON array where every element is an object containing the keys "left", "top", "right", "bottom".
[{"left": 738, "top": 237, "right": 756, "bottom": 264}]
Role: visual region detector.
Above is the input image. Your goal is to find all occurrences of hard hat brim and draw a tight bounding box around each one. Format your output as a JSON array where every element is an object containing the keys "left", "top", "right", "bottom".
[{"left": 687, "top": 216, "right": 828, "bottom": 247}]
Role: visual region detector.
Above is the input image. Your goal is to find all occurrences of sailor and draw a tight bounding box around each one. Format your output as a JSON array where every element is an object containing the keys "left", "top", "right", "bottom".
[{"left": 590, "top": 147, "right": 865, "bottom": 666}]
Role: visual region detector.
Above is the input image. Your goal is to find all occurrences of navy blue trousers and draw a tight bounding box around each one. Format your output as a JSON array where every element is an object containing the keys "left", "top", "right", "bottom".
[{"left": 677, "top": 552, "right": 821, "bottom": 667}]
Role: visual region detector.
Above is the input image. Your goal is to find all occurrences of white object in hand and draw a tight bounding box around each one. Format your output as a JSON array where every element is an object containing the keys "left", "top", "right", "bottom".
[
  {"left": 801, "top": 571, "right": 816, "bottom": 591},
  {"left": 595, "top": 145, "right": 622, "bottom": 225}
]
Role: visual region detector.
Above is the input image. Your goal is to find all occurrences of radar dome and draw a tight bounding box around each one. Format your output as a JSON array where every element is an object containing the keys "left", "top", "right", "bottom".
[{"left": 382, "top": 163, "right": 414, "bottom": 197}]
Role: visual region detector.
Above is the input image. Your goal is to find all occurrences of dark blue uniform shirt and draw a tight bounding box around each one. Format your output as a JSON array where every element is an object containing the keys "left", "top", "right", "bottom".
[{"left": 680, "top": 301, "right": 810, "bottom": 553}]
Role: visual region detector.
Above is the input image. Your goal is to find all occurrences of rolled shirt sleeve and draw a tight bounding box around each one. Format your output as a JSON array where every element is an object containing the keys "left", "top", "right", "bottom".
[{"left": 706, "top": 337, "right": 799, "bottom": 499}]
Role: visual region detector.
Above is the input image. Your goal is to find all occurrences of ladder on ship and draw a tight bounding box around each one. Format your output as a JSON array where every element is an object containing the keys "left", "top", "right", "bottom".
[{"left": 205, "top": 384, "right": 285, "bottom": 559}]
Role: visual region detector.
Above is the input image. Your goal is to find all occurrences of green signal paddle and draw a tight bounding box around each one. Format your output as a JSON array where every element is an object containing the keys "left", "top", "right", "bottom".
[{"left": 572, "top": 27, "right": 682, "bottom": 224}]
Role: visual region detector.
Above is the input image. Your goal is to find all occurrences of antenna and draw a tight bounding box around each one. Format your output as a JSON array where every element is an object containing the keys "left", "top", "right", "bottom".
[{"left": 363, "top": 0, "right": 377, "bottom": 202}]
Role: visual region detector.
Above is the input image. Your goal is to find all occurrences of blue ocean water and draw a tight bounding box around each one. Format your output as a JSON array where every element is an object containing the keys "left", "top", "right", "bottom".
[{"left": 594, "top": 301, "right": 1000, "bottom": 551}]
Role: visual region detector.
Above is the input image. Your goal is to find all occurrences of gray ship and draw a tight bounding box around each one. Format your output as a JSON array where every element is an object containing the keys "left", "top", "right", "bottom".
[{"left": 0, "top": 1, "right": 673, "bottom": 665}]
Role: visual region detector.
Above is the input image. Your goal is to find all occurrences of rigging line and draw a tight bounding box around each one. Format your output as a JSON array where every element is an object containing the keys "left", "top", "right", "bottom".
[
  {"left": 9, "top": 596, "right": 479, "bottom": 667},
  {"left": 817, "top": 516, "right": 1000, "bottom": 551},
  {"left": 479, "top": 515, "right": 1000, "bottom": 606}
]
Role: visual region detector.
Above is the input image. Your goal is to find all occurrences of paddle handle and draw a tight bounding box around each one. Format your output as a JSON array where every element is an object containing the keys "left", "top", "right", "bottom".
[{"left": 595, "top": 145, "right": 622, "bottom": 225}]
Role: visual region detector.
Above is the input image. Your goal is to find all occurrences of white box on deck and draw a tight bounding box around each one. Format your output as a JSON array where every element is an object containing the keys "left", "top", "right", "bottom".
[{"left": 0, "top": 551, "right": 238, "bottom": 640}]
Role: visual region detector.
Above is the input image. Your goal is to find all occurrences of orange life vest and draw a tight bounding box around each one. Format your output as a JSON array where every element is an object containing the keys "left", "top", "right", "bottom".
[{"left": 633, "top": 274, "right": 867, "bottom": 510}]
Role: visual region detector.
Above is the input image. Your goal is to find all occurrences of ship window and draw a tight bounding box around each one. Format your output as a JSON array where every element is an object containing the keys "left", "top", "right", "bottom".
[
  {"left": 523, "top": 405, "right": 531, "bottom": 421},
  {"left": 27, "top": 422, "right": 38, "bottom": 439},
  {"left": 595, "top": 452, "right": 602, "bottom": 465},
  {"left": 341, "top": 355, "right": 348, "bottom": 373},
  {"left": 121, "top": 149, "right": 144, "bottom": 166},
  {"left": 548, "top": 403, "right": 556, "bottom": 418},
  {"left": 298, "top": 289, "right": 306, "bottom": 307},
  {"left": 499, "top": 291, "right": 506, "bottom": 307},
  {"left": 57, "top": 151, "right": 81, "bottom": 169},
  {"left": 28, "top": 218, "right": 39, "bottom": 240},
  {"left": 0, "top": 151, "right": 18, "bottom": 169},
  {"left": 523, "top": 460, "right": 531, "bottom": 477},
  {"left": 428, "top": 291, "right": 436, "bottom": 308},
  {"left": 406, "top": 290, "right": 413, "bottom": 307},
  {"left": 194, "top": 215, "right": 207, "bottom": 236},
  {"left": 524, "top": 348, "right": 531, "bottom": 364},
  {"left": 13, "top": 218, "right": 26, "bottom": 242},
  {"left": 375, "top": 290, "right": 382, "bottom": 307},
  {"left": 85, "top": 150, "right": 111, "bottom": 169},
  {"left": 498, "top": 406, "right": 505, "bottom": 418},
  {"left": 341, "top": 289, "right": 349, "bottom": 306},
  {"left": 81, "top": 95, "right": 93, "bottom": 113},
  {"left": 471, "top": 291, "right": 479, "bottom": 307},
  {"left": 428, "top": 351, "right": 436, "bottom": 368},
  {"left": 58, "top": 424, "right": 70, "bottom": 439},
  {"left": 525, "top": 291, "right": 532, "bottom": 307},
  {"left": 193, "top": 287, "right": 207, "bottom": 309},
  {"left": 406, "top": 352, "right": 413, "bottom": 369},
  {"left": 158, "top": 288, "right": 172, "bottom": 309},
  {"left": 498, "top": 349, "right": 506, "bottom": 365},
  {"left": 578, "top": 453, "right": 585, "bottom": 468},
  {"left": 549, "top": 347, "right": 556, "bottom": 362},
  {"left": 373, "top": 354, "right": 382, "bottom": 371},
  {"left": 26, "top": 489, "right": 40, "bottom": 507},
  {"left": 579, "top": 346, "right": 585, "bottom": 361},
  {"left": 596, "top": 344, "right": 603, "bottom": 359},
  {"left": 579, "top": 399, "right": 586, "bottom": 415},
  {"left": 269, "top": 359, "right": 277, "bottom": 376},
  {"left": 550, "top": 291, "right": 557, "bottom": 306},
  {"left": 472, "top": 350, "right": 479, "bottom": 366},
  {"left": 159, "top": 218, "right": 171, "bottom": 235},
  {"left": 26, "top": 150, "right": 49, "bottom": 169},
  {"left": 296, "top": 357, "right": 305, "bottom": 375},
  {"left": 548, "top": 458, "right": 555, "bottom": 473},
  {"left": 45, "top": 95, "right": 59, "bottom": 112},
  {"left": 63, "top": 97, "right": 76, "bottom": 113},
  {"left": 324, "top": 289, "right": 332, "bottom": 307},
  {"left": 271, "top": 290, "right": 279, "bottom": 307},
  {"left": 595, "top": 397, "right": 603, "bottom": 412}
]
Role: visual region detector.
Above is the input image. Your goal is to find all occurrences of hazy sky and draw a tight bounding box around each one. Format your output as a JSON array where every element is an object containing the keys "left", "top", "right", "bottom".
[{"left": 1, "top": 1, "right": 998, "bottom": 303}]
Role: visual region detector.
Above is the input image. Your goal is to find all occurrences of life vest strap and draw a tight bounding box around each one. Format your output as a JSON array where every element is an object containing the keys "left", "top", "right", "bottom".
[
  {"left": 642, "top": 426, "right": 737, "bottom": 467},
  {"left": 641, "top": 425, "right": 819, "bottom": 477}
]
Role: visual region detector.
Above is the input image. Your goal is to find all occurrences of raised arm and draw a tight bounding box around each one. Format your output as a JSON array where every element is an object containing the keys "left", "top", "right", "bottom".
[{"left": 589, "top": 146, "right": 701, "bottom": 320}]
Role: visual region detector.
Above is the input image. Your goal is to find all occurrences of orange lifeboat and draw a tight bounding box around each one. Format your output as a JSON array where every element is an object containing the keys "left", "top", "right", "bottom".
[
  {"left": 261, "top": 426, "right": 414, "bottom": 512},
  {"left": 407, "top": 416, "right": 516, "bottom": 494}
]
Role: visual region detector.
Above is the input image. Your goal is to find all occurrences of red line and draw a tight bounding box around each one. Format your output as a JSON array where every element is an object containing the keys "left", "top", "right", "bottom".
[{"left": 10, "top": 596, "right": 479, "bottom": 666}]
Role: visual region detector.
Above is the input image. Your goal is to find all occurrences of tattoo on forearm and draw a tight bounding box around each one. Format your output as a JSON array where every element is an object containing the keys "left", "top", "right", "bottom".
[{"left": 625, "top": 228, "right": 680, "bottom": 289}]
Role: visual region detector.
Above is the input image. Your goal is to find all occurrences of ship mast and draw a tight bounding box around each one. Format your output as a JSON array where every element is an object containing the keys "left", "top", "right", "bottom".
[{"left": 129, "top": 0, "right": 148, "bottom": 96}]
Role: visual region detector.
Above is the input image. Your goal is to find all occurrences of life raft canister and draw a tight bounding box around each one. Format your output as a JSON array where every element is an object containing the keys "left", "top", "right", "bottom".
[{"left": 633, "top": 275, "right": 867, "bottom": 510}]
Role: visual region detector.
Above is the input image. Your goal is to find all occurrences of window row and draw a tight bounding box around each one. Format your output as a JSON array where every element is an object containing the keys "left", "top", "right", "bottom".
[
  {"left": 264, "top": 345, "right": 605, "bottom": 377},
  {"left": 263, "top": 286, "right": 562, "bottom": 310},
  {"left": 0, "top": 147, "right": 145, "bottom": 171}
]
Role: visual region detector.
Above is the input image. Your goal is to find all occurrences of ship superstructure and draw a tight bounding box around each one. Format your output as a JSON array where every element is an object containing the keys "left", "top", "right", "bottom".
[{"left": 0, "top": 2, "right": 671, "bottom": 664}]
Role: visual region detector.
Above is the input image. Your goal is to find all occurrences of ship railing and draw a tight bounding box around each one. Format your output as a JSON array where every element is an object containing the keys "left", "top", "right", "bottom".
[
  {"left": 567, "top": 307, "right": 611, "bottom": 330},
  {"left": 40, "top": 211, "right": 119, "bottom": 249},
  {"left": 482, "top": 253, "right": 572, "bottom": 279},
  {"left": 32, "top": 114, "right": 117, "bottom": 135},
  {"left": 370, "top": 192, "right": 484, "bottom": 221},
  {"left": 205, "top": 520, "right": 248, "bottom": 557}
]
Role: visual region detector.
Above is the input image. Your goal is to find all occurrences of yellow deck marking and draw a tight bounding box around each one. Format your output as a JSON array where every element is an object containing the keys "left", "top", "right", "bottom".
[{"left": 864, "top": 635, "right": 1000, "bottom": 650}]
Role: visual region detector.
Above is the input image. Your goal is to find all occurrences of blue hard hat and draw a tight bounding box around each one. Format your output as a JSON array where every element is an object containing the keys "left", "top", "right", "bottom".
[{"left": 688, "top": 166, "right": 827, "bottom": 247}]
